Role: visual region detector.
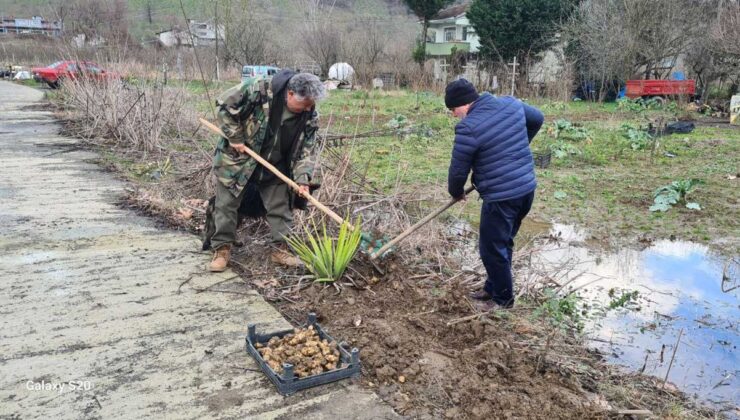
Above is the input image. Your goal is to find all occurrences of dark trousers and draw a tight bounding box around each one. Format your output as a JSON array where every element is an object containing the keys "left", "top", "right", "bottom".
[{"left": 479, "top": 191, "right": 535, "bottom": 307}]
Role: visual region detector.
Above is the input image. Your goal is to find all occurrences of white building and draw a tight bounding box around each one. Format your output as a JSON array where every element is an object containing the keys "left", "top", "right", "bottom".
[
  {"left": 425, "top": 3, "right": 481, "bottom": 83},
  {"left": 156, "top": 20, "right": 224, "bottom": 48},
  {"left": 426, "top": 2, "right": 568, "bottom": 87},
  {"left": 0, "top": 16, "right": 62, "bottom": 36}
]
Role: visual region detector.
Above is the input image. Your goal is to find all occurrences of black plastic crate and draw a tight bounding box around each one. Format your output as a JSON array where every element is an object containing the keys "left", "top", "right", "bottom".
[
  {"left": 533, "top": 150, "right": 551, "bottom": 169},
  {"left": 245, "top": 313, "right": 360, "bottom": 395}
]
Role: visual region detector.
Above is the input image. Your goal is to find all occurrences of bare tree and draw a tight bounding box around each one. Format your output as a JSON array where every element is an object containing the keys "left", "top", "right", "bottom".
[
  {"left": 711, "top": 1, "right": 740, "bottom": 58},
  {"left": 221, "top": 0, "right": 273, "bottom": 66},
  {"left": 145, "top": 0, "right": 154, "bottom": 25},
  {"left": 624, "top": 0, "right": 704, "bottom": 79},
  {"left": 61, "top": 0, "right": 131, "bottom": 46},
  {"left": 567, "top": 0, "right": 710, "bottom": 100},
  {"left": 565, "top": 0, "right": 633, "bottom": 100},
  {"left": 301, "top": 0, "right": 342, "bottom": 78},
  {"left": 677, "top": 1, "right": 740, "bottom": 101},
  {"left": 342, "top": 18, "right": 390, "bottom": 85},
  {"left": 48, "top": 1, "right": 70, "bottom": 33}
]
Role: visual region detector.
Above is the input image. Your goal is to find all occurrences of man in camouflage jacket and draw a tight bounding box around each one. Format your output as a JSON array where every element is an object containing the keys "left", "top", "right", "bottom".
[{"left": 204, "top": 69, "right": 326, "bottom": 272}]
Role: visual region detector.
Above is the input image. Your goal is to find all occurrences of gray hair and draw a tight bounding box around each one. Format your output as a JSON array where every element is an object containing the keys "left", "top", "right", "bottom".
[{"left": 287, "top": 73, "right": 326, "bottom": 102}]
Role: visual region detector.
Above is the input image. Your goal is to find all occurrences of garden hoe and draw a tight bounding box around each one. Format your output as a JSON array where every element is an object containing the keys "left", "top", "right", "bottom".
[
  {"left": 369, "top": 185, "right": 476, "bottom": 260},
  {"left": 198, "top": 118, "right": 385, "bottom": 265},
  {"left": 200, "top": 118, "right": 353, "bottom": 227}
]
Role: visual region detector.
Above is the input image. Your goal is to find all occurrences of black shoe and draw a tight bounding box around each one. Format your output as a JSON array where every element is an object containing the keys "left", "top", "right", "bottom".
[{"left": 469, "top": 290, "right": 492, "bottom": 301}]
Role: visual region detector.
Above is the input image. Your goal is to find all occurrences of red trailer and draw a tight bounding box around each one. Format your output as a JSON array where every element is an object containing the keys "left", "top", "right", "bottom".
[{"left": 625, "top": 79, "right": 695, "bottom": 99}]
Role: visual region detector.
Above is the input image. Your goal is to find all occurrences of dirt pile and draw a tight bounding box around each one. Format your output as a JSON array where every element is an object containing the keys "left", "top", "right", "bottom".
[{"left": 264, "top": 257, "right": 595, "bottom": 419}]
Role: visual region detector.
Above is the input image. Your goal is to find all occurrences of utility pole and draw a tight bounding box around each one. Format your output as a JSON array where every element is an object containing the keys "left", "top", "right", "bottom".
[
  {"left": 508, "top": 56, "right": 518, "bottom": 97},
  {"left": 214, "top": 0, "right": 220, "bottom": 81}
]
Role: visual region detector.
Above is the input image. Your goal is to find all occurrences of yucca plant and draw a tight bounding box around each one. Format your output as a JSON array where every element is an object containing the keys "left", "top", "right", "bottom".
[{"left": 286, "top": 218, "right": 362, "bottom": 283}]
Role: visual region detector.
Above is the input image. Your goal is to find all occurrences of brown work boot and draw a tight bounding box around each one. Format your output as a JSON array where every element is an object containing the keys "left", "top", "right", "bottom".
[
  {"left": 270, "top": 243, "right": 303, "bottom": 267},
  {"left": 469, "top": 289, "right": 492, "bottom": 301},
  {"left": 475, "top": 299, "right": 514, "bottom": 311},
  {"left": 207, "top": 245, "right": 231, "bottom": 272}
]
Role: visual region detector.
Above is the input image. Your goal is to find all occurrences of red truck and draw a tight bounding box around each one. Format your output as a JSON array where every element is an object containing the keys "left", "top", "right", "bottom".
[{"left": 625, "top": 79, "right": 695, "bottom": 99}]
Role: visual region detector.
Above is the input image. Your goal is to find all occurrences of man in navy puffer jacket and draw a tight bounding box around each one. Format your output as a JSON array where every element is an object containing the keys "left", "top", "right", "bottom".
[{"left": 445, "top": 79, "right": 543, "bottom": 309}]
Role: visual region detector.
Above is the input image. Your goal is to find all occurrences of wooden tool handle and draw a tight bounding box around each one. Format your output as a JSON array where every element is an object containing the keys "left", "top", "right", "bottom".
[
  {"left": 369, "top": 185, "right": 476, "bottom": 259},
  {"left": 198, "top": 117, "right": 352, "bottom": 231}
]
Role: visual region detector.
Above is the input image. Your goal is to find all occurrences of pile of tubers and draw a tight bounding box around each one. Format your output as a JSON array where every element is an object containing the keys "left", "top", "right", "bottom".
[{"left": 255, "top": 325, "right": 341, "bottom": 378}]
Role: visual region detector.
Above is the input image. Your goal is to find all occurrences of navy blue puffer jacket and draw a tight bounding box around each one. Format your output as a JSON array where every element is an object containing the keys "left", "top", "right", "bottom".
[{"left": 448, "top": 93, "right": 543, "bottom": 202}]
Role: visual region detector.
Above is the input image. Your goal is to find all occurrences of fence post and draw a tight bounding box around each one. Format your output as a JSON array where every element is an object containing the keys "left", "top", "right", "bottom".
[{"left": 509, "top": 56, "right": 518, "bottom": 96}]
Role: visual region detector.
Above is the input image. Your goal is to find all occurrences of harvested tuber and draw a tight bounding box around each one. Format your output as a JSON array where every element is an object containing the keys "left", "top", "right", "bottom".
[{"left": 254, "top": 326, "right": 342, "bottom": 377}]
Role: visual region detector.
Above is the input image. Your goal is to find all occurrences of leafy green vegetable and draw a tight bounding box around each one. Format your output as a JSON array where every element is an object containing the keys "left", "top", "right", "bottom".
[{"left": 650, "top": 179, "right": 703, "bottom": 212}]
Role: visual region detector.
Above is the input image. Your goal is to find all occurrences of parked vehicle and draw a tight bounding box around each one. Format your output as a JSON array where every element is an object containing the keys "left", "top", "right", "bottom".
[
  {"left": 31, "top": 61, "right": 119, "bottom": 88},
  {"left": 625, "top": 79, "right": 695, "bottom": 99},
  {"left": 241, "top": 65, "right": 280, "bottom": 83},
  {"left": 1, "top": 65, "right": 24, "bottom": 79}
]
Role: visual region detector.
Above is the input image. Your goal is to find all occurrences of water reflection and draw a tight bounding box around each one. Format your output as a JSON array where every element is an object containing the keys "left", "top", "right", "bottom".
[{"left": 532, "top": 229, "right": 739, "bottom": 409}]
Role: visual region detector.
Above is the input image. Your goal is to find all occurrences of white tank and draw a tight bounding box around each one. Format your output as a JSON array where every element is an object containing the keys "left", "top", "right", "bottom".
[{"left": 328, "top": 62, "right": 354, "bottom": 81}]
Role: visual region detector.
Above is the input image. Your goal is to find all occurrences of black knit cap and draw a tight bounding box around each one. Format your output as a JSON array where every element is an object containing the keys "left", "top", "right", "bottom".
[{"left": 445, "top": 78, "right": 479, "bottom": 109}]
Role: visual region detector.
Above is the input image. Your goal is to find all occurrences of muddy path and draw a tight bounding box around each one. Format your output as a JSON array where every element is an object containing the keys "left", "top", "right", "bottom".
[{"left": 0, "top": 81, "right": 397, "bottom": 419}]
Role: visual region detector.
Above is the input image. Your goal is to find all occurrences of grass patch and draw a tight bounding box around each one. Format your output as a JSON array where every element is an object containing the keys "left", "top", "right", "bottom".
[
  {"left": 13, "top": 78, "right": 44, "bottom": 88},
  {"left": 181, "top": 85, "right": 738, "bottom": 248}
]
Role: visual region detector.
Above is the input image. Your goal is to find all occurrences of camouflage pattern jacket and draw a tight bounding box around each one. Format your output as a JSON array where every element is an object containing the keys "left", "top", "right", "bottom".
[{"left": 212, "top": 69, "right": 320, "bottom": 197}]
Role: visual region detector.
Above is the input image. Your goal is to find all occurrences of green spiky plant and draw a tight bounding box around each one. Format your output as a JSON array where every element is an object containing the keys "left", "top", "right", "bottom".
[{"left": 286, "top": 218, "right": 362, "bottom": 283}]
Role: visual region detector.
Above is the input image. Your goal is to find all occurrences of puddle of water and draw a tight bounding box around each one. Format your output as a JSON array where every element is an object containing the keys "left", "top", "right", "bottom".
[
  {"left": 441, "top": 217, "right": 737, "bottom": 408},
  {"left": 532, "top": 227, "right": 739, "bottom": 410},
  {"left": 448, "top": 219, "right": 740, "bottom": 410}
]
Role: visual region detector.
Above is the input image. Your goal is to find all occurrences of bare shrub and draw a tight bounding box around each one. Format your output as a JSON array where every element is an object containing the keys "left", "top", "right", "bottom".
[
  {"left": 546, "top": 63, "right": 575, "bottom": 102},
  {"left": 288, "top": 135, "right": 464, "bottom": 269},
  {"left": 59, "top": 77, "right": 199, "bottom": 153},
  {"left": 381, "top": 38, "right": 428, "bottom": 90},
  {"left": 0, "top": 38, "right": 99, "bottom": 68}
]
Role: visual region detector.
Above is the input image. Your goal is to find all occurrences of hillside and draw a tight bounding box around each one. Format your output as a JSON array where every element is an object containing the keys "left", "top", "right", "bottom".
[{"left": 0, "top": 0, "right": 413, "bottom": 41}]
